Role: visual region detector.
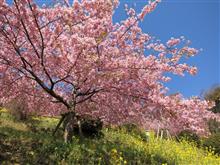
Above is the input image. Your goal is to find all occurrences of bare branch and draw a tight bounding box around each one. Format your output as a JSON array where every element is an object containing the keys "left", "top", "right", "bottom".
[
  {"left": 76, "top": 88, "right": 103, "bottom": 104},
  {"left": 14, "top": 0, "right": 40, "bottom": 58}
]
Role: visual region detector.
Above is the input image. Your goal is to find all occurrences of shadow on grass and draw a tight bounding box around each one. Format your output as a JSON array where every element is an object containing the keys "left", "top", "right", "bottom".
[
  {"left": 0, "top": 126, "right": 62, "bottom": 164},
  {"left": 0, "top": 127, "right": 30, "bottom": 163}
]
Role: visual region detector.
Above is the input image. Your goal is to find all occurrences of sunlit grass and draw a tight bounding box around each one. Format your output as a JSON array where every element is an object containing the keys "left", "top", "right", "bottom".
[{"left": 0, "top": 109, "right": 220, "bottom": 164}]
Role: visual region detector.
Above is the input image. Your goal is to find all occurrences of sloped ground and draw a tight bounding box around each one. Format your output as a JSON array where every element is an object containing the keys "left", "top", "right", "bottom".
[{"left": 0, "top": 109, "right": 220, "bottom": 165}]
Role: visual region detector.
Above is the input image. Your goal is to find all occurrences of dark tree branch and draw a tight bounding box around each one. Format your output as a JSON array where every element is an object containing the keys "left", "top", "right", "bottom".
[
  {"left": 14, "top": 0, "right": 40, "bottom": 59},
  {"left": 52, "top": 114, "right": 66, "bottom": 136},
  {"left": 76, "top": 88, "right": 103, "bottom": 104},
  {"left": 117, "top": 16, "right": 140, "bottom": 43}
]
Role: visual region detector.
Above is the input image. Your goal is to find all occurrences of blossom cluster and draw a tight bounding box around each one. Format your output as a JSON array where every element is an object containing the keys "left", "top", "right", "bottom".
[{"left": 0, "top": 0, "right": 218, "bottom": 136}]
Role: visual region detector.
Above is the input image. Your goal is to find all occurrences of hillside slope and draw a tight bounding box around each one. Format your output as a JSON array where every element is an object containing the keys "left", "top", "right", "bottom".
[{"left": 0, "top": 109, "right": 220, "bottom": 165}]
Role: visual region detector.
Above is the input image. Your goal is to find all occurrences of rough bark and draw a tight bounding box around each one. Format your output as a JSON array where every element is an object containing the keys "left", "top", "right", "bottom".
[{"left": 62, "top": 111, "right": 83, "bottom": 142}]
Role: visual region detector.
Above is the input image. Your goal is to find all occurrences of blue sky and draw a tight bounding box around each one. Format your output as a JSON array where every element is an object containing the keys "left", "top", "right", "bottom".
[
  {"left": 6, "top": 0, "right": 220, "bottom": 98},
  {"left": 113, "top": 0, "right": 220, "bottom": 98}
]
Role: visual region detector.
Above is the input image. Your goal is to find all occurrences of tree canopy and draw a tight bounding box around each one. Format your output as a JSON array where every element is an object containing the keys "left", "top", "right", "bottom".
[{"left": 0, "top": 0, "right": 219, "bottom": 136}]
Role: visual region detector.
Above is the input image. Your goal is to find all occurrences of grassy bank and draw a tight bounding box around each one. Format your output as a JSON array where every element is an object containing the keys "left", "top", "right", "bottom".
[{"left": 0, "top": 109, "right": 220, "bottom": 164}]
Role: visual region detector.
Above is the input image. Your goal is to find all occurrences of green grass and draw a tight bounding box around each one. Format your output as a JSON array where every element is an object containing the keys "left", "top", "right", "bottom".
[{"left": 0, "top": 109, "right": 220, "bottom": 165}]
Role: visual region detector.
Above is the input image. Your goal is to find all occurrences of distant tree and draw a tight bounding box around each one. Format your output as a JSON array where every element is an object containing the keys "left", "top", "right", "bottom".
[
  {"left": 204, "top": 86, "right": 220, "bottom": 113},
  {"left": 204, "top": 86, "right": 220, "bottom": 134},
  {"left": 0, "top": 0, "right": 219, "bottom": 141}
]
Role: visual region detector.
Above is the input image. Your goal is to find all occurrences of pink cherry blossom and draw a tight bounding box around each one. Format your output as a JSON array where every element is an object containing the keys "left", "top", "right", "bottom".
[
  {"left": 0, "top": 0, "right": 218, "bottom": 137},
  {"left": 166, "top": 38, "right": 181, "bottom": 47},
  {"left": 138, "top": 0, "right": 160, "bottom": 20}
]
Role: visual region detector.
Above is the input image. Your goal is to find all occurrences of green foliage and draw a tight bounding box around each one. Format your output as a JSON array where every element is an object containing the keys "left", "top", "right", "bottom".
[
  {"left": 208, "top": 118, "right": 220, "bottom": 134},
  {"left": 0, "top": 110, "right": 220, "bottom": 164},
  {"left": 203, "top": 133, "right": 220, "bottom": 155},
  {"left": 77, "top": 115, "right": 103, "bottom": 138},
  {"left": 176, "top": 130, "right": 201, "bottom": 147},
  {"left": 210, "top": 100, "right": 220, "bottom": 113},
  {"left": 118, "top": 123, "right": 149, "bottom": 141},
  {"left": 204, "top": 86, "right": 220, "bottom": 113},
  {"left": 205, "top": 86, "right": 220, "bottom": 102}
]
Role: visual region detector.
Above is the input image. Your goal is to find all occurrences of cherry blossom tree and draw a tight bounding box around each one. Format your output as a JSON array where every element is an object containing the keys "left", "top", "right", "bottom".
[{"left": 0, "top": 0, "right": 219, "bottom": 140}]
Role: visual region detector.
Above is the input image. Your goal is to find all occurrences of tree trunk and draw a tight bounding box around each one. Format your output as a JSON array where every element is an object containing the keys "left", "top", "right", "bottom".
[
  {"left": 63, "top": 111, "right": 75, "bottom": 143},
  {"left": 78, "top": 119, "right": 83, "bottom": 139},
  {"left": 63, "top": 111, "right": 84, "bottom": 142},
  {"left": 52, "top": 101, "right": 84, "bottom": 142},
  {"left": 52, "top": 114, "right": 66, "bottom": 136}
]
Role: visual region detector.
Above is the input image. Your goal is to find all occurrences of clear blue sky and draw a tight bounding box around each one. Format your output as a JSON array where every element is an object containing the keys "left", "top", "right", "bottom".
[
  {"left": 113, "top": 0, "right": 220, "bottom": 98},
  {"left": 6, "top": 0, "right": 220, "bottom": 98}
]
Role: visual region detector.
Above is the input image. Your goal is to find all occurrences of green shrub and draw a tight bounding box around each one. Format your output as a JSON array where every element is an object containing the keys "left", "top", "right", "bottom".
[
  {"left": 204, "top": 86, "right": 220, "bottom": 113},
  {"left": 203, "top": 133, "right": 220, "bottom": 155},
  {"left": 80, "top": 116, "right": 103, "bottom": 138},
  {"left": 210, "top": 100, "right": 220, "bottom": 113},
  {"left": 208, "top": 118, "right": 220, "bottom": 134},
  {"left": 119, "top": 123, "right": 149, "bottom": 141},
  {"left": 64, "top": 114, "right": 103, "bottom": 138},
  {"left": 176, "top": 130, "right": 201, "bottom": 146}
]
